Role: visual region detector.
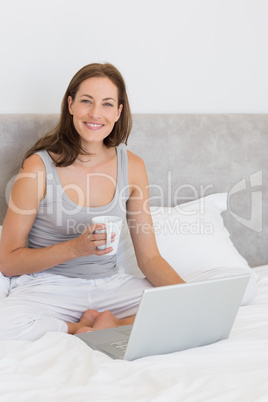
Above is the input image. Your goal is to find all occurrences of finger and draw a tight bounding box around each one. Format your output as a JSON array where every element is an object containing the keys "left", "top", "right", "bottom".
[
  {"left": 87, "top": 234, "right": 114, "bottom": 252},
  {"left": 92, "top": 240, "right": 115, "bottom": 251},
  {"left": 95, "top": 247, "right": 113, "bottom": 256},
  {"left": 86, "top": 223, "right": 106, "bottom": 235},
  {"left": 91, "top": 233, "right": 116, "bottom": 243},
  {"left": 91, "top": 233, "right": 115, "bottom": 247}
]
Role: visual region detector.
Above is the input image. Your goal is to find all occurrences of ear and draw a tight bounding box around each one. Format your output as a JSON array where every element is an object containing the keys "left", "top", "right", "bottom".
[
  {"left": 116, "top": 104, "right": 123, "bottom": 122},
  {"left": 68, "top": 96, "right": 74, "bottom": 115}
]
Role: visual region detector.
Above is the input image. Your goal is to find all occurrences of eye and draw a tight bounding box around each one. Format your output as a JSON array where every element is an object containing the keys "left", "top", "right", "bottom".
[
  {"left": 81, "top": 99, "right": 91, "bottom": 104},
  {"left": 104, "top": 102, "right": 114, "bottom": 107}
]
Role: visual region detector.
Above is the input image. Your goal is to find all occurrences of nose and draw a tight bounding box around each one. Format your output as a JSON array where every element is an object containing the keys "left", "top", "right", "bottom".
[{"left": 89, "top": 104, "right": 101, "bottom": 120}]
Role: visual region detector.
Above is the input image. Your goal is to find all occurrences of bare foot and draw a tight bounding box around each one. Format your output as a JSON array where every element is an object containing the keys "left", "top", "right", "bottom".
[
  {"left": 68, "top": 309, "right": 135, "bottom": 335},
  {"left": 90, "top": 311, "right": 135, "bottom": 330},
  {"left": 80, "top": 309, "right": 101, "bottom": 326},
  {"left": 67, "top": 309, "right": 101, "bottom": 334},
  {"left": 74, "top": 311, "right": 123, "bottom": 334},
  {"left": 91, "top": 310, "right": 121, "bottom": 330}
]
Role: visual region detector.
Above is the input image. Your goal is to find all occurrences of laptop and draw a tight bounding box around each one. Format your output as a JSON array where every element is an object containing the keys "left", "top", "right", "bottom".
[{"left": 75, "top": 274, "right": 250, "bottom": 360}]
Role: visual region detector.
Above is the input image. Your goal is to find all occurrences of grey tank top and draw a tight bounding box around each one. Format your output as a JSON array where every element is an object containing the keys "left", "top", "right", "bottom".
[{"left": 28, "top": 147, "right": 129, "bottom": 279}]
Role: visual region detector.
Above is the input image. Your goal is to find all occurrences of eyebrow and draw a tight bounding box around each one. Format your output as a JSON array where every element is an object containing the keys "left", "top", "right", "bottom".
[{"left": 80, "top": 94, "right": 116, "bottom": 102}]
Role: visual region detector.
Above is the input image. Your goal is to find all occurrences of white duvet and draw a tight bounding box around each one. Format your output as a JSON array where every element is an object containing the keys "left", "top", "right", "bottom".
[{"left": 0, "top": 266, "right": 268, "bottom": 402}]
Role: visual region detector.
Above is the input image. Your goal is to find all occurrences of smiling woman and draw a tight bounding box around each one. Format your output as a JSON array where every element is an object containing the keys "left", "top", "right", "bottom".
[{"left": 0, "top": 62, "right": 185, "bottom": 341}]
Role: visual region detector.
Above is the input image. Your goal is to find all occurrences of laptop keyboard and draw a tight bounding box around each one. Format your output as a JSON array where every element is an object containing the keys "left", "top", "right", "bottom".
[{"left": 109, "top": 339, "right": 128, "bottom": 351}]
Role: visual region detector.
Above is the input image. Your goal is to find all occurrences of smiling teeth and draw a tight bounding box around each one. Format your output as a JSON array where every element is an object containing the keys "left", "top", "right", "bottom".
[{"left": 87, "top": 123, "right": 102, "bottom": 127}]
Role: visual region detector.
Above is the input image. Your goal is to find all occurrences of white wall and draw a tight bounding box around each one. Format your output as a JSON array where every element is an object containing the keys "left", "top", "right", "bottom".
[{"left": 0, "top": 0, "right": 267, "bottom": 114}]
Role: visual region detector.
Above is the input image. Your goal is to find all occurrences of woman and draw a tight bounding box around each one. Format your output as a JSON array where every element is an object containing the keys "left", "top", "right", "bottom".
[{"left": 0, "top": 63, "right": 184, "bottom": 340}]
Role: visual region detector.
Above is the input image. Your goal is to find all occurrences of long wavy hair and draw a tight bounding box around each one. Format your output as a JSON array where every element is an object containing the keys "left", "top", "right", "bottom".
[{"left": 23, "top": 63, "right": 132, "bottom": 167}]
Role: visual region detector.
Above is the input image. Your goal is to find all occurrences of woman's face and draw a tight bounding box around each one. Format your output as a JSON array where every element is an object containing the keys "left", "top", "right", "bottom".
[{"left": 68, "top": 77, "right": 123, "bottom": 147}]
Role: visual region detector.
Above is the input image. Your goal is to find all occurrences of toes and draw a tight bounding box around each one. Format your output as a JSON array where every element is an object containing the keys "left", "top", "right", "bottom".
[
  {"left": 92, "top": 310, "right": 120, "bottom": 330},
  {"left": 74, "top": 326, "right": 95, "bottom": 334},
  {"left": 80, "top": 309, "right": 101, "bottom": 326}
]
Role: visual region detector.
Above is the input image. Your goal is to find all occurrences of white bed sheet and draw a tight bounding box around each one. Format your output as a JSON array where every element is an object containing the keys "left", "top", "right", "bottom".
[{"left": 0, "top": 266, "right": 268, "bottom": 402}]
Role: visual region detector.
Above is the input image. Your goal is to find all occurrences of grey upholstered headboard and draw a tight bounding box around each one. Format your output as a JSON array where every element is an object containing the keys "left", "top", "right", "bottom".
[{"left": 0, "top": 114, "right": 267, "bottom": 267}]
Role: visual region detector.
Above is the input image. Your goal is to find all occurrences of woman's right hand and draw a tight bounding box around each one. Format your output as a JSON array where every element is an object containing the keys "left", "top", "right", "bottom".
[{"left": 70, "top": 223, "right": 115, "bottom": 258}]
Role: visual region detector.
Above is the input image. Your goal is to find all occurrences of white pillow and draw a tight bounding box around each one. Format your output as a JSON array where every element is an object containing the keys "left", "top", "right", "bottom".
[{"left": 117, "top": 193, "right": 257, "bottom": 305}]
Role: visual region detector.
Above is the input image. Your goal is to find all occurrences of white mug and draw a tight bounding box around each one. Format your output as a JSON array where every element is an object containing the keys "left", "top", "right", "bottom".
[{"left": 92, "top": 216, "right": 123, "bottom": 255}]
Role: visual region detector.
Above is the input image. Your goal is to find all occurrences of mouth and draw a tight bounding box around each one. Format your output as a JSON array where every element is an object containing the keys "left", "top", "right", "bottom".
[{"left": 85, "top": 122, "right": 104, "bottom": 130}]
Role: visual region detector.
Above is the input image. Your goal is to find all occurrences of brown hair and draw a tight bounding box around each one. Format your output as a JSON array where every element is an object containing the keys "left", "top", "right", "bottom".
[{"left": 23, "top": 63, "right": 132, "bottom": 167}]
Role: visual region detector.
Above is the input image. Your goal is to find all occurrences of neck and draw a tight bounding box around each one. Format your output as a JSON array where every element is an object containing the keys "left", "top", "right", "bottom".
[{"left": 76, "top": 142, "right": 115, "bottom": 167}]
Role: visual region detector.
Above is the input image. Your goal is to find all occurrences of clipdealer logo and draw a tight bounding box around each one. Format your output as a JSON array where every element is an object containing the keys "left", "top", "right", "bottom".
[{"left": 227, "top": 170, "right": 263, "bottom": 232}]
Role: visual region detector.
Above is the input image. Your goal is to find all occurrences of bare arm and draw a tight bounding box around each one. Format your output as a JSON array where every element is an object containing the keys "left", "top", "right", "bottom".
[
  {"left": 126, "top": 151, "right": 185, "bottom": 287},
  {"left": 0, "top": 155, "right": 112, "bottom": 277}
]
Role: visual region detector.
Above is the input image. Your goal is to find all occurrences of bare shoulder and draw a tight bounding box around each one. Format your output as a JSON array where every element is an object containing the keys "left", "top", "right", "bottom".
[
  {"left": 13, "top": 154, "right": 47, "bottom": 201},
  {"left": 21, "top": 154, "right": 46, "bottom": 174},
  {"left": 127, "top": 150, "right": 148, "bottom": 187},
  {"left": 127, "top": 150, "right": 146, "bottom": 171}
]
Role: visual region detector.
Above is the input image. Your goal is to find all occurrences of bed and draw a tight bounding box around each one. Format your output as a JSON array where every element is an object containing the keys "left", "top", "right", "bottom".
[{"left": 0, "top": 114, "right": 268, "bottom": 401}]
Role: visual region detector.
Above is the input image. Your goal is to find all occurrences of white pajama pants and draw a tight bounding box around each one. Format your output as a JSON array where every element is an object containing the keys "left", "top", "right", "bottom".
[{"left": 0, "top": 268, "right": 153, "bottom": 341}]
